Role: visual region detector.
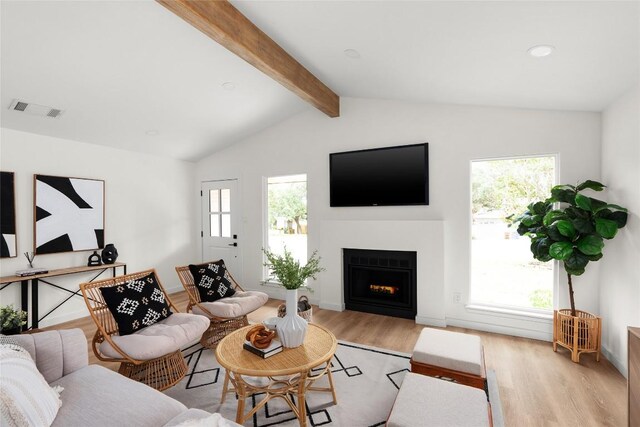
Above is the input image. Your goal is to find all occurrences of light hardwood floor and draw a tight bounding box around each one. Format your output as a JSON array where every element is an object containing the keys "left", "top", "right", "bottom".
[{"left": 48, "top": 292, "right": 627, "bottom": 427}]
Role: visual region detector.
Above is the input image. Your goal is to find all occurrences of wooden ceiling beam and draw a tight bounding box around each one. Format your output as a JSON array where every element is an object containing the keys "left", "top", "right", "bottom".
[{"left": 156, "top": 0, "right": 340, "bottom": 118}]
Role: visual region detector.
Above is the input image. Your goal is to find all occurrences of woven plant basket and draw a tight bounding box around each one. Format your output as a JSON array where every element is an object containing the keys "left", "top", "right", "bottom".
[
  {"left": 553, "top": 309, "right": 601, "bottom": 363},
  {"left": 277, "top": 295, "right": 312, "bottom": 323}
]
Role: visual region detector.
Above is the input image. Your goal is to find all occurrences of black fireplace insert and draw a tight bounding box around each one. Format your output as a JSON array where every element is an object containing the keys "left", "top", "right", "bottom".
[{"left": 343, "top": 248, "right": 417, "bottom": 319}]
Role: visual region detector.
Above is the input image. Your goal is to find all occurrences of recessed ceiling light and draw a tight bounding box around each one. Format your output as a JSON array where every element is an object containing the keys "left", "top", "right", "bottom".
[
  {"left": 344, "top": 49, "right": 361, "bottom": 59},
  {"left": 145, "top": 130, "right": 159, "bottom": 136},
  {"left": 528, "top": 45, "right": 555, "bottom": 58},
  {"left": 222, "top": 82, "right": 236, "bottom": 91}
]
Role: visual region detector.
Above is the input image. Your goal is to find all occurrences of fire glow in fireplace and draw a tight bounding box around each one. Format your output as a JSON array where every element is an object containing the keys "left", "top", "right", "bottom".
[{"left": 343, "top": 248, "right": 417, "bottom": 319}]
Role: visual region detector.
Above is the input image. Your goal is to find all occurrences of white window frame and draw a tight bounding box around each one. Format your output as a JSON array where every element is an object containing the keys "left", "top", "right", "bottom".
[
  {"left": 262, "top": 173, "right": 308, "bottom": 285},
  {"left": 467, "top": 153, "right": 560, "bottom": 318}
]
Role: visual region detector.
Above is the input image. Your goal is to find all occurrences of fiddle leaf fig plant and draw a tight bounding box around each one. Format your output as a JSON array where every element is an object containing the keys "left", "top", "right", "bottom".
[{"left": 511, "top": 180, "right": 628, "bottom": 317}]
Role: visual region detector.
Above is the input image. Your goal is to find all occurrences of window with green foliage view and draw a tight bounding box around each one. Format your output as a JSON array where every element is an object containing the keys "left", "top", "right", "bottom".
[
  {"left": 265, "top": 175, "right": 307, "bottom": 281},
  {"left": 470, "top": 156, "right": 556, "bottom": 310}
]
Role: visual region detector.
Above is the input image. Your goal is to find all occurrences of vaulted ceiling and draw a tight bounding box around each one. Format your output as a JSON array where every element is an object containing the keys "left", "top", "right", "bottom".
[{"left": 1, "top": 1, "right": 638, "bottom": 161}]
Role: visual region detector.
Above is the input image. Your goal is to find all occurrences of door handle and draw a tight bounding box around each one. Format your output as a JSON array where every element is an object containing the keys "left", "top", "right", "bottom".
[{"left": 228, "top": 243, "right": 238, "bottom": 247}]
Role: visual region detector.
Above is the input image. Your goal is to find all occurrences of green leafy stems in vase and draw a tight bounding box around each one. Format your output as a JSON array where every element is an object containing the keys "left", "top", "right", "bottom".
[
  {"left": 0, "top": 304, "right": 28, "bottom": 335},
  {"left": 509, "top": 179, "right": 628, "bottom": 317},
  {"left": 262, "top": 247, "right": 325, "bottom": 291}
]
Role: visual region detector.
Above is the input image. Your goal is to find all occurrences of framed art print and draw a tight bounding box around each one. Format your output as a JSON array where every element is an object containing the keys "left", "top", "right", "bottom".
[
  {"left": 34, "top": 174, "right": 105, "bottom": 254},
  {"left": 1, "top": 171, "right": 17, "bottom": 258}
]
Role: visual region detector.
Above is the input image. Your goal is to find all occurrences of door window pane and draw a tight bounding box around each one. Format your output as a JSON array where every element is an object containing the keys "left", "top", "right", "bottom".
[
  {"left": 209, "top": 190, "right": 220, "bottom": 213},
  {"left": 221, "top": 189, "right": 231, "bottom": 212},
  {"left": 470, "top": 156, "right": 555, "bottom": 310},
  {"left": 210, "top": 214, "right": 220, "bottom": 237},
  {"left": 221, "top": 214, "right": 231, "bottom": 238}
]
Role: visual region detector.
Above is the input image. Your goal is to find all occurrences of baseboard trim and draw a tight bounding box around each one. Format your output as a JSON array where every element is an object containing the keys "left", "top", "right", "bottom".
[
  {"left": 37, "top": 308, "right": 88, "bottom": 329},
  {"left": 319, "top": 302, "right": 345, "bottom": 312},
  {"left": 446, "top": 316, "right": 553, "bottom": 342},
  {"left": 415, "top": 315, "right": 447, "bottom": 327},
  {"left": 601, "top": 344, "right": 627, "bottom": 378}
]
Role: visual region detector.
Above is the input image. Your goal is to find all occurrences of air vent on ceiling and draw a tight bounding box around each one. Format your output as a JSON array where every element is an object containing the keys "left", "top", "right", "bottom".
[{"left": 9, "top": 99, "right": 64, "bottom": 119}]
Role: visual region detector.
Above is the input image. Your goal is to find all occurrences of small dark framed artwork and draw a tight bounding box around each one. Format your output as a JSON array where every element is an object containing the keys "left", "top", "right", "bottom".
[
  {"left": 34, "top": 174, "right": 105, "bottom": 255},
  {"left": 1, "top": 171, "right": 17, "bottom": 258}
]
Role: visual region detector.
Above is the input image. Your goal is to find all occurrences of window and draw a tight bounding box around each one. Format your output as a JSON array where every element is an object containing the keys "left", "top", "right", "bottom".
[
  {"left": 264, "top": 174, "right": 307, "bottom": 280},
  {"left": 470, "top": 156, "right": 556, "bottom": 311},
  {"left": 208, "top": 187, "right": 231, "bottom": 237}
]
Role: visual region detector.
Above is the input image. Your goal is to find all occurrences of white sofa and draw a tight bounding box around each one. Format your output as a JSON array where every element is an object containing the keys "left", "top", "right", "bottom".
[{"left": 11, "top": 329, "right": 232, "bottom": 427}]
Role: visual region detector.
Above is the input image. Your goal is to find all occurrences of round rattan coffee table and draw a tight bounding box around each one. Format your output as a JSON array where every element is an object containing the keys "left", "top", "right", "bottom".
[{"left": 215, "top": 323, "right": 338, "bottom": 426}]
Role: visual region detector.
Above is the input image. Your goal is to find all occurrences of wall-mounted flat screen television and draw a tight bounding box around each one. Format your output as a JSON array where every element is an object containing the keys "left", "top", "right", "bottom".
[{"left": 330, "top": 143, "right": 429, "bottom": 207}]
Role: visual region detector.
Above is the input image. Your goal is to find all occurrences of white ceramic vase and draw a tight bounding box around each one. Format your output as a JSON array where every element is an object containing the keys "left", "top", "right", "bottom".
[{"left": 278, "top": 289, "right": 308, "bottom": 348}]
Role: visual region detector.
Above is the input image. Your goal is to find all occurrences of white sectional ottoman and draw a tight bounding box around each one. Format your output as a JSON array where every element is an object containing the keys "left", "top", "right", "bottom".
[
  {"left": 410, "top": 327, "right": 487, "bottom": 390},
  {"left": 387, "top": 372, "right": 492, "bottom": 427}
]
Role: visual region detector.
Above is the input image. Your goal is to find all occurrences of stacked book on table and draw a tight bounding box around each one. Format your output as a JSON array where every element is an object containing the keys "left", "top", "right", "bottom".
[{"left": 243, "top": 339, "right": 283, "bottom": 359}]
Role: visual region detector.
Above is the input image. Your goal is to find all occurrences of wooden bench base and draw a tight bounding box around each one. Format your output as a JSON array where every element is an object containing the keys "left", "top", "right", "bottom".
[{"left": 410, "top": 358, "right": 487, "bottom": 391}]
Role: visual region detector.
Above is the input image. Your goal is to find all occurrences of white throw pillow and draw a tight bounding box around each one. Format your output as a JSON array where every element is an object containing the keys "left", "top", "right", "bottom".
[{"left": 0, "top": 344, "right": 63, "bottom": 427}]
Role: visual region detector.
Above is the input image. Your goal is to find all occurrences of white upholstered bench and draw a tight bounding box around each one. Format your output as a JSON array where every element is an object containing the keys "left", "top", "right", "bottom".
[
  {"left": 410, "top": 327, "right": 487, "bottom": 390},
  {"left": 386, "top": 373, "right": 492, "bottom": 427}
]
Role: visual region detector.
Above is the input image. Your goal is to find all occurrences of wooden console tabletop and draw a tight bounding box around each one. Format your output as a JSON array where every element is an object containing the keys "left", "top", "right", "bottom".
[
  {"left": 0, "top": 262, "right": 126, "bottom": 330},
  {"left": 0, "top": 262, "right": 127, "bottom": 284}
]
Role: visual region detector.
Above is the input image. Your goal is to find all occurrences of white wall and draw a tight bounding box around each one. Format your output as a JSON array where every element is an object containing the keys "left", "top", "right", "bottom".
[
  {"left": 599, "top": 84, "right": 640, "bottom": 376},
  {"left": 196, "top": 97, "right": 602, "bottom": 340},
  {"left": 0, "top": 128, "right": 198, "bottom": 327}
]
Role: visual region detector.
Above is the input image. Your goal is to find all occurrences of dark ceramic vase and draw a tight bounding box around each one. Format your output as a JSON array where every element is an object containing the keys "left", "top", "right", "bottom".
[
  {"left": 101, "top": 244, "right": 118, "bottom": 264},
  {"left": 1, "top": 327, "right": 21, "bottom": 335}
]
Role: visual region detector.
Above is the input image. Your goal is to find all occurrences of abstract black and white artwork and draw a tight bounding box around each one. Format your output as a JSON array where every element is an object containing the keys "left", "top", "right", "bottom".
[
  {"left": 0, "top": 171, "right": 17, "bottom": 258},
  {"left": 34, "top": 174, "right": 104, "bottom": 255}
]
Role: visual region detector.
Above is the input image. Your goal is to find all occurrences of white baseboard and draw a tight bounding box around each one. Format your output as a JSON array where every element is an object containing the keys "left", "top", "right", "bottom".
[
  {"left": 415, "top": 315, "right": 447, "bottom": 327},
  {"left": 446, "top": 316, "right": 553, "bottom": 342},
  {"left": 601, "top": 344, "right": 627, "bottom": 378},
  {"left": 37, "top": 308, "right": 89, "bottom": 329},
  {"left": 319, "top": 302, "right": 345, "bottom": 312},
  {"left": 165, "top": 285, "right": 184, "bottom": 295}
]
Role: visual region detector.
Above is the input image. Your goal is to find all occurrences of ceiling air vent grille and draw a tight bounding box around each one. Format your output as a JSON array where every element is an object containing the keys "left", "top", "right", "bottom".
[{"left": 9, "top": 99, "right": 64, "bottom": 119}]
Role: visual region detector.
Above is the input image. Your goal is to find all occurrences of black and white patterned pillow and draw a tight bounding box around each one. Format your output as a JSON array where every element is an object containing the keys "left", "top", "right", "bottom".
[
  {"left": 100, "top": 272, "right": 172, "bottom": 336},
  {"left": 188, "top": 260, "right": 236, "bottom": 302}
]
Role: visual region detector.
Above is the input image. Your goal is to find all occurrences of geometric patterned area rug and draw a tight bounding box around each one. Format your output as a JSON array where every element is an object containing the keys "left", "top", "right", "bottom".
[{"left": 164, "top": 341, "right": 503, "bottom": 427}]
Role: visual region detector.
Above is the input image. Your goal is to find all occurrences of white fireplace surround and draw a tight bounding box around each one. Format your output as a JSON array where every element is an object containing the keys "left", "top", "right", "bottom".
[{"left": 318, "top": 220, "right": 445, "bottom": 327}]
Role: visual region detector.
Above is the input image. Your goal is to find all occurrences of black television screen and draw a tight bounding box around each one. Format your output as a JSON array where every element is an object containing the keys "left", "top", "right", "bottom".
[{"left": 330, "top": 143, "right": 429, "bottom": 207}]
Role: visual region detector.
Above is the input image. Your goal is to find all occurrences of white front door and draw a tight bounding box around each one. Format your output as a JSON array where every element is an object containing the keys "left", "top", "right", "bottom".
[{"left": 201, "top": 179, "right": 241, "bottom": 281}]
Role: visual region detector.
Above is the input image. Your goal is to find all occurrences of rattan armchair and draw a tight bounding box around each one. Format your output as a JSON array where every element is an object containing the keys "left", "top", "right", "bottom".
[
  {"left": 175, "top": 262, "right": 268, "bottom": 349},
  {"left": 80, "top": 269, "right": 208, "bottom": 391}
]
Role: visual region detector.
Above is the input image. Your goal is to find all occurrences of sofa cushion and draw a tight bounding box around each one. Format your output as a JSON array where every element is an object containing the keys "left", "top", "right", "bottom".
[
  {"left": 12, "top": 329, "right": 88, "bottom": 383},
  {"left": 50, "top": 364, "right": 186, "bottom": 427},
  {"left": 0, "top": 344, "right": 62, "bottom": 427},
  {"left": 99, "top": 313, "right": 209, "bottom": 360},
  {"left": 100, "top": 271, "right": 173, "bottom": 335},
  {"left": 192, "top": 291, "right": 268, "bottom": 319},
  {"left": 189, "top": 261, "right": 235, "bottom": 302},
  {"left": 412, "top": 327, "right": 484, "bottom": 377},
  {"left": 171, "top": 412, "right": 243, "bottom": 427},
  {"left": 387, "top": 373, "right": 490, "bottom": 427},
  {"left": 163, "top": 409, "right": 212, "bottom": 426}
]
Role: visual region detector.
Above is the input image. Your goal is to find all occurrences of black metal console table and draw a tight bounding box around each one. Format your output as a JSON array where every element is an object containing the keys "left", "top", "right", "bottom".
[{"left": 0, "top": 262, "right": 126, "bottom": 330}]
